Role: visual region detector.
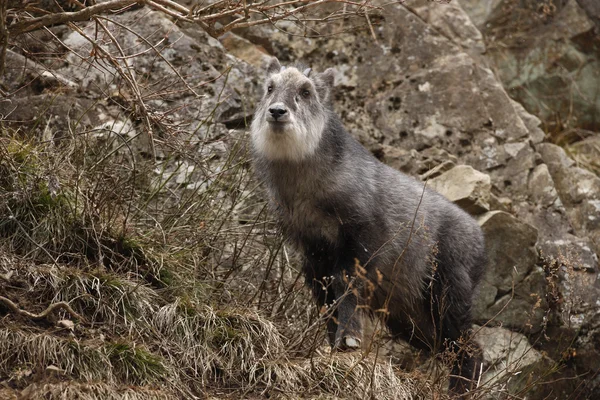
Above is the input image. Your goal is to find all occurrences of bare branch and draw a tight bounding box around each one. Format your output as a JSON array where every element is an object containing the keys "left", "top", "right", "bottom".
[
  {"left": 217, "top": 0, "right": 379, "bottom": 34},
  {"left": 8, "top": 0, "right": 382, "bottom": 39},
  {"left": 0, "top": 296, "right": 84, "bottom": 321},
  {"left": 0, "top": 0, "right": 8, "bottom": 78},
  {"left": 96, "top": 15, "right": 200, "bottom": 97},
  {"left": 8, "top": 0, "right": 139, "bottom": 35},
  {"left": 145, "top": 0, "right": 194, "bottom": 22}
]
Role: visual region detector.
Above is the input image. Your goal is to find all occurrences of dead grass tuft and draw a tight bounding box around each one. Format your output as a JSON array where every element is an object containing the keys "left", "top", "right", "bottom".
[
  {"left": 152, "top": 300, "right": 285, "bottom": 386},
  {"left": 19, "top": 381, "right": 173, "bottom": 400},
  {"left": 0, "top": 328, "right": 168, "bottom": 386},
  {"left": 0, "top": 258, "right": 158, "bottom": 327}
]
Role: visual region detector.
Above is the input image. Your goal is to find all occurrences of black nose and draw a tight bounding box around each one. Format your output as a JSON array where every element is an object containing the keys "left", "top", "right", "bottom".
[{"left": 269, "top": 105, "right": 287, "bottom": 120}]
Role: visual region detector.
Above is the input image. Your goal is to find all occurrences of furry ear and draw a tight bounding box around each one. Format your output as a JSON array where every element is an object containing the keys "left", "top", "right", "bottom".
[
  {"left": 266, "top": 57, "right": 281, "bottom": 75},
  {"left": 319, "top": 68, "right": 335, "bottom": 88},
  {"left": 315, "top": 68, "right": 335, "bottom": 102}
]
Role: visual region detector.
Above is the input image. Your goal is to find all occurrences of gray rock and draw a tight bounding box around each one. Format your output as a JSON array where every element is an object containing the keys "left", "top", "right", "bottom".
[
  {"left": 529, "top": 164, "right": 558, "bottom": 207},
  {"left": 456, "top": 0, "right": 504, "bottom": 29},
  {"left": 0, "top": 94, "right": 104, "bottom": 138},
  {"left": 427, "top": 165, "right": 491, "bottom": 214},
  {"left": 567, "top": 135, "right": 600, "bottom": 176},
  {"left": 539, "top": 237, "right": 598, "bottom": 273},
  {"left": 474, "top": 211, "right": 545, "bottom": 331},
  {"left": 510, "top": 99, "right": 546, "bottom": 145},
  {"left": 537, "top": 143, "right": 600, "bottom": 254},
  {"left": 475, "top": 326, "right": 552, "bottom": 396},
  {"left": 483, "top": 267, "right": 547, "bottom": 332},
  {"left": 577, "top": 0, "right": 600, "bottom": 28},
  {"left": 90, "top": 118, "right": 141, "bottom": 154},
  {"left": 0, "top": 50, "right": 77, "bottom": 95},
  {"left": 501, "top": 140, "right": 537, "bottom": 194},
  {"left": 55, "top": 9, "right": 258, "bottom": 134},
  {"left": 411, "top": 1, "right": 486, "bottom": 57},
  {"left": 469, "top": 0, "right": 600, "bottom": 131},
  {"left": 218, "top": 32, "right": 271, "bottom": 68}
]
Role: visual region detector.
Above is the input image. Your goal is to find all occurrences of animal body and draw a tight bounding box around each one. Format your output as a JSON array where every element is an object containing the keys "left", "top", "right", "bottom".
[{"left": 251, "top": 58, "right": 486, "bottom": 396}]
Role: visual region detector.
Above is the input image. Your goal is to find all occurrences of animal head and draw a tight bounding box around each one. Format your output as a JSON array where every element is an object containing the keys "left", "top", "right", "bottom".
[{"left": 251, "top": 58, "right": 335, "bottom": 161}]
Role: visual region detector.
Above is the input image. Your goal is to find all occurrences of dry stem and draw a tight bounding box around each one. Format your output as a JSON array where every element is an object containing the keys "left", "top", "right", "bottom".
[
  {"left": 0, "top": 296, "right": 84, "bottom": 321},
  {"left": 7, "top": 0, "right": 381, "bottom": 38}
]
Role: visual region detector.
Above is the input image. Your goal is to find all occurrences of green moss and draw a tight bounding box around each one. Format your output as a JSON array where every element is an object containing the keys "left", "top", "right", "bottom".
[
  {"left": 105, "top": 342, "right": 167, "bottom": 384},
  {"left": 117, "top": 236, "right": 144, "bottom": 257},
  {"left": 94, "top": 272, "right": 127, "bottom": 291},
  {"left": 158, "top": 268, "right": 175, "bottom": 286},
  {"left": 211, "top": 325, "right": 241, "bottom": 348},
  {"left": 5, "top": 138, "right": 37, "bottom": 165},
  {"left": 0, "top": 138, "right": 37, "bottom": 190},
  {"left": 177, "top": 296, "right": 197, "bottom": 317}
]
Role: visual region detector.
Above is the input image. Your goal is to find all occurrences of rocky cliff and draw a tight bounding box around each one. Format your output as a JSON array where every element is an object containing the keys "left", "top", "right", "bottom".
[{"left": 1, "top": 0, "right": 598, "bottom": 398}]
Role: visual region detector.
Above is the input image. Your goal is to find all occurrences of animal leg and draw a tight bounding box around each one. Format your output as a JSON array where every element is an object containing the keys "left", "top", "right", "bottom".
[
  {"left": 308, "top": 274, "right": 338, "bottom": 347},
  {"left": 330, "top": 271, "right": 363, "bottom": 351},
  {"left": 447, "top": 328, "right": 482, "bottom": 397},
  {"left": 438, "top": 291, "right": 482, "bottom": 396}
]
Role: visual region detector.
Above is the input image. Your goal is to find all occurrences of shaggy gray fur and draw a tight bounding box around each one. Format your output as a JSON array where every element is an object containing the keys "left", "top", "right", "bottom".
[{"left": 251, "top": 58, "right": 486, "bottom": 396}]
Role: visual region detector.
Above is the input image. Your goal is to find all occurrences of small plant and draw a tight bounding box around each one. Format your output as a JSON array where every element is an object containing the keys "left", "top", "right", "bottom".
[{"left": 105, "top": 342, "right": 167, "bottom": 385}]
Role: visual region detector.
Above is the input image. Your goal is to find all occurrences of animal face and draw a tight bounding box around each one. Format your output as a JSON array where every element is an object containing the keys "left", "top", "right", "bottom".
[{"left": 251, "top": 58, "right": 335, "bottom": 161}]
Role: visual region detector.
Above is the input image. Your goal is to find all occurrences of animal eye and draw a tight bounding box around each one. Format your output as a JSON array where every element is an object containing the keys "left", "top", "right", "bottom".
[
  {"left": 267, "top": 86, "right": 273, "bottom": 93},
  {"left": 301, "top": 89, "right": 310, "bottom": 98}
]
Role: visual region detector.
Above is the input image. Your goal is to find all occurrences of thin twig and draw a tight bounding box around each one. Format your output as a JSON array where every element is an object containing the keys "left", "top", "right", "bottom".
[
  {"left": 363, "top": 0, "right": 378, "bottom": 44},
  {"left": 0, "top": 0, "right": 8, "bottom": 77},
  {"left": 69, "top": 19, "right": 157, "bottom": 156},
  {"left": 0, "top": 296, "right": 84, "bottom": 321},
  {"left": 8, "top": 0, "right": 138, "bottom": 35},
  {"left": 8, "top": 0, "right": 381, "bottom": 39},
  {"left": 145, "top": 0, "right": 194, "bottom": 22},
  {"left": 96, "top": 15, "right": 200, "bottom": 97}
]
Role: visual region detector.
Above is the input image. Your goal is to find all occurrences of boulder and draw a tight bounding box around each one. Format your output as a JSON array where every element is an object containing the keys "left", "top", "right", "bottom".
[
  {"left": 410, "top": 0, "right": 486, "bottom": 58},
  {"left": 528, "top": 164, "right": 559, "bottom": 208},
  {"left": 474, "top": 211, "right": 546, "bottom": 331},
  {"left": 460, "top": 0, "right": 600, "bottom": 131},
  {"left": 509, "top": 99, "right": 546, "bottom": 145},
  {"left": 567, "top": 135, "right": 600, "bottom": 177},
  {"left": 54, "top": 10, "right": 259, "bottom": 131},
  {"left": 219, "top": 32, "right": 271, "bottom": 68},
  {"left": 427, "top": 165, "right": 491, "bottom": 214},
  {"left": 475, "top": 326, "right": 553, "bottom": 396},
  {"left": 537, "top": 143, "right": 600, "bottom": 255}
]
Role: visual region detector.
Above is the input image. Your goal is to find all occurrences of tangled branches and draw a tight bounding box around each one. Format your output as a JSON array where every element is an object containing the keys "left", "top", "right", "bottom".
[
  {"left": 7, "top": 1, "right": 382, "bottom": 36},
  {"left": 0, "top": 0, "right": 388, "bottom": 96}
]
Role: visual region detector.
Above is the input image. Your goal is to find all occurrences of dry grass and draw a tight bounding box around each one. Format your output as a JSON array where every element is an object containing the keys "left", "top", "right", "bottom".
[
  {"left": 0, "top": 263, "right": 427, "bottom": 397},
  {"left": 152, "top": 300, "right": 286, "bottom": 387},
  {"left": 0, "top": 328, "right": 168, "bottom": 386},
  {"left": 0, "top": 223, "right": 423, "bottom": 399},
  {"left": 12, "top": 381, "right": 174, "bottom": 400},
  {"left": 269, "top": 354, "right": 430, "bottom": 399}
]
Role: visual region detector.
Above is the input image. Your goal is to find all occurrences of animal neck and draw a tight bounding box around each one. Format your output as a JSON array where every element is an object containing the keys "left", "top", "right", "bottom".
[
  {"left": 267, "top": 157, "right": 327, "bottom": 200},
  {"left": 254, "top": 114, "right": 349, "bottom": 209}
]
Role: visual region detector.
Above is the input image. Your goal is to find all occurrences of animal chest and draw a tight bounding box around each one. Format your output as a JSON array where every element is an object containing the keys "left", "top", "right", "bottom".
[{"left": 275, "top": 192, "right": 340, "bottom": 246}]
